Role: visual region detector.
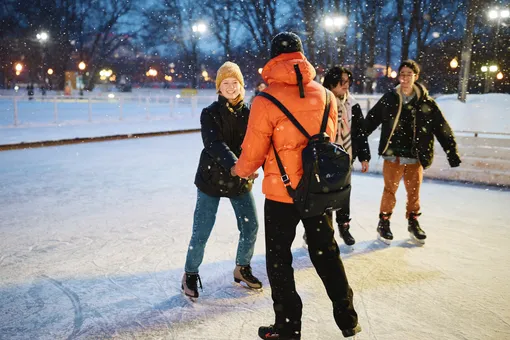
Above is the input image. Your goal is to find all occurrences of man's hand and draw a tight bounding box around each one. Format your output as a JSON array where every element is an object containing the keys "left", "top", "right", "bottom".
[
  {"left": 247, "top": 171, "right": 259, "bottom": 181},
  {"left": 361, "top": 161, "right": 369, "bottom": 173}
]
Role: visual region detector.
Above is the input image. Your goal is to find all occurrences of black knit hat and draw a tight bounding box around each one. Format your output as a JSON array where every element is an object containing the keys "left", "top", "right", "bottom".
[{"left": 270, "top": 32, "right": 304, "bottom": 58}]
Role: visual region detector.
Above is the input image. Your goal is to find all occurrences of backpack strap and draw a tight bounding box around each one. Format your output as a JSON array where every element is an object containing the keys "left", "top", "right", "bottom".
[
  {"left": 259, "top": 89, "right": 331, "bottom": 194},
  {"left": 257, "top": 92, "right": 311, "bottom": 139},
  {"left": 320, "top": 90, "right": 331, "bottom": 134}
]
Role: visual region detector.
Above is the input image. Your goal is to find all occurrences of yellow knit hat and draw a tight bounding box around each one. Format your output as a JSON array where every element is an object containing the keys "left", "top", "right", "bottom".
[{"left": 215, "top": 61, "right": 245, "bottom": 92}]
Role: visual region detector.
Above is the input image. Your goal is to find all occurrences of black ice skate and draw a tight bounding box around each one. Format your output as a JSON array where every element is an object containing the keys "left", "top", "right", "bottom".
[
  {"left": 258, "top": 325, "right": 300, "bottom": 340},
  {"left": 339, "top": 221, "right": 355, "bottom": 246},
  {"left": 234, "top": 265, "right": 263, "bottom": 289},
  {"left": 377, "top": 213, "right": 393, "bottom": 245},
  {"left": 181, "top": 273, "right": 202, "bottom": 300},
  {"left": 408, "top": 212, "right": 426, "bottom": 245},
  {"left": 342, "top": 323, "right": 362, "bottom": 338}
]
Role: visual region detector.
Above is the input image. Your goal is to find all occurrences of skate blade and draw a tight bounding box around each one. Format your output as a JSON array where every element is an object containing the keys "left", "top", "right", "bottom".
[
  {"left": 233, "top": 280, "right": 263, "bottom": 291},
  {"left": 409, "top": 232, "right": 425, "bottom": 245},
  {"left": 377, "top": 234, "right": 392, "bottom": 245}
]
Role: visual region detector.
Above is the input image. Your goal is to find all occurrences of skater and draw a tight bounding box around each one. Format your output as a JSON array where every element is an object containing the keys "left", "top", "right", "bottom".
[
  {"left": 249, "top": 81, "right": 267, "bottom": 106},
  {"left": 233, "top": 32, "right": 360, "bottom": 339},
  {"left": 364, "top": 59, "right": 461, "bottom": 245},
  {"left": 182, "top": 61, "right": 262, "bottom": 299},
  {"left": 303, "top": 66, "right": 371, "bottom": 247}
]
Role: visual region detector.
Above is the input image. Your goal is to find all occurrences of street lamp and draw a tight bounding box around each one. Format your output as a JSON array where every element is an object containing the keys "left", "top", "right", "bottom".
[
  {"left": 15, "top": 63, "right": 23, "bottom": 76},
  {"left": 78, "top": 62, "right": 86, "bottom": 96},
  {"left": 481, "top": 64, "right": 498, "bottom": 93},
  {"left": 450, "top": 58, "right": 459, "bottom": 69},
  {"left": 36, "top": 31, "right": 49, "bottom": 90},
  {"left": 191, "top": 22, "right": 207, "bottom": 89},
  {"left": 488, "top": 8, "right": 509, "bottom": 62},
  {"left": 323, "top": 15, "right": 347, "bottom": 67}
]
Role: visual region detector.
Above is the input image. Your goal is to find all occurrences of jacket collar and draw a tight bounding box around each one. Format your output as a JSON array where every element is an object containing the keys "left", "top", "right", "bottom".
[{"left": 261, "top": 52, "right": 316, "bottom": 86}]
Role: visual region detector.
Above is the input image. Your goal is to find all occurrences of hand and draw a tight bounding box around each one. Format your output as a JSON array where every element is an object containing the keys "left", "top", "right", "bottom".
[
  {"left": 247, "top": 171, "right": 259, "bottom": 181},
  {"left": 360, "top": 161, "right": 369, "bottom": 173},
  {"left": 230, "top": 165, "right": 237, "bottom": 177}
]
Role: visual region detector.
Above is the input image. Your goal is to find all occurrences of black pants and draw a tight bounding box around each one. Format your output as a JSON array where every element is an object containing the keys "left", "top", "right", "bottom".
[{"left": 264, "top": 199, "right": 358, "bottom": 338}]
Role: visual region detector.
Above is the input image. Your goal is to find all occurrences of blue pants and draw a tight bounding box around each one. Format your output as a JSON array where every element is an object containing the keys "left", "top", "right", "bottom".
[{"left": 184, "top": 189, "right": 259, "bottom": 273}]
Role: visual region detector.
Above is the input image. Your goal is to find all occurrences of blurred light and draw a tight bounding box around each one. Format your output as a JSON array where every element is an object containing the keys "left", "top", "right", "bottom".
[
  {"left": 176, "top": 94, "right": 181, "bottom": 99},
  {"left": 432, "top": 32, "right": 440, "bottom": 38},
  {"left": 109, "top": 75, "right": 116, "bottom": 82},
  {"left": 489, "top": 65, "right": 498, "bottom": 72},
  {"left": 502, "top": 10, "right": 510, "bottom": 18},
  {"left": 164, "top": 75, "right": 173, "bottom": 81},
  {"left": 15, "top": 71, "right": 20, "bottom": 76},
  {"left": 324, "top": 15, "right": 347, "bottom": 30},
  {"left": 481, "top": 66, "right": 488, "bottom": 72},
  {"left": 170, "top": 68, "right": 175, "bottom": 73},
  {"left": 47, "top": 68, "right": 53, "bottom": 75},
  {"left": 108, "top": 93, "right": 115, "bottom": 99},
  {"left": 146, "top": 68, "right": 158, "bottom": 77},
  {"left": 14, "top": 85, "right": 19, "bottom": 91},
  {"left": 201, "top": 70, "right": 208, "bottom": 78},
  {"left": 450, "top": 58, "right": 458, "bottom": 69},
  {"left": 192, "top": 23, "right": 207, "bottom": 33},
  {"left": 169, "top": 63, "right": 175, "bottom": 68},
  {"left": 390, "top": 70, "right": 398, "bottom": 78},
  {"left": 496, "top": 72, "right": 504, "bottom": 80},
  {"left": 37, "top": 32, "right": 49, "bottom": 41},
  {"left": 78, "top": 61, "right": 86, "bottom": 70},
  {"left": 489, "top": 10, "right": 498, "bottom": 19},
  {"left": 15, "top": 63, "right": 23, "bottom": 72},
  {"left": 258, "top": 68, "right": 263, "bottom": 74}
]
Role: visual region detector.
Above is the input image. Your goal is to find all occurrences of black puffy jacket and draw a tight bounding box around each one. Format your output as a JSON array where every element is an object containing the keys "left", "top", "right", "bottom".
[
  {"left": 364, "top": 83, "right": 461, "bottom": 169},
  {"left": 194, "top": 95, "right": 252, "bottom": 197}
]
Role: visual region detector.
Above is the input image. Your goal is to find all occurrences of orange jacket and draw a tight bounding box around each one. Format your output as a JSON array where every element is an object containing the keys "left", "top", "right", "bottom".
[{"left": 234, "top": 52, "right": 338, "bottom": 203}]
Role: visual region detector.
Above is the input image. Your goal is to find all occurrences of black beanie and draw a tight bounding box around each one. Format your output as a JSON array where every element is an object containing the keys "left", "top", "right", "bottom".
[{"left": 270, "top": 32, "right": 304, "bottom": 58}]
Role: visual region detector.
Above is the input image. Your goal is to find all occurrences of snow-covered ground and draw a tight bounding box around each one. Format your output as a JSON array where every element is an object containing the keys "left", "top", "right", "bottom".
[{"left": 1, "top": 133, "right": 509, "bottom": 340}]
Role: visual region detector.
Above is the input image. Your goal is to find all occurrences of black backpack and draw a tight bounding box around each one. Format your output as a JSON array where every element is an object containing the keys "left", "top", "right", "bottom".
[{"left": 258, "top": 90, "right": 351, "bottom": 218}]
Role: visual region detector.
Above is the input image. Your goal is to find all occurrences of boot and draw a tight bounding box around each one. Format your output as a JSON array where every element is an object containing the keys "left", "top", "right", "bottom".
[
  {"left": 377, "top": 212, "right": 393, "bottom": 245},
  {"left": 181, "top": 273, "right": 202, "bottom": 298},
  {"left": 234, "top": 265, "right": 262, "bottom": 289},
  {"left": 342, "top": 323, "right": 362, "bottom": 338},
  {"left": 408, "top": 212, "right": 426, "bottom": 244},
  {"left": 258, "top": 325, "right": 300, "bottom": 340},
  {"left": 339, "top": 221, "right": 355, "bottom": 246}
]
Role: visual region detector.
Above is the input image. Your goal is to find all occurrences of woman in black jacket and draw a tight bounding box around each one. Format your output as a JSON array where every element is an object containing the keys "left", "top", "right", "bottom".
[
  {"left": 365, "top": 60, "right": 461, "bottom": 245},
  {"left": 182, "top": 62, "right": 261, "bottom": 299}
]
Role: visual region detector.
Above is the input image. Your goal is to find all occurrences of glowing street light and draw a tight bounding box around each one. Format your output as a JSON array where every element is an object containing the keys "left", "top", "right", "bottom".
[
  {"left": 47, "top": 68, "right": 53, "bottom": 75},
  {"left": 36, "top": 32, "right": 49, "bottom": 42},
  {"left": 192, "top": 23, "right": 207, "bottom": 33},
  {"left": 78, "top": 61, "right": 86, "bottom": 70},
  {"left": 481, "top": 65, "right": 499, "bottom": 93},
  {"left": 496, "top": 72, "right": 504, "bottom": 80},
  {"left": 390, "top": 70, "right": 398, "bottom": 78},
  {"left": 146, "top": 68, "right": 158, "bottom": 77},
  {"left": 488, "top": 8, "right": 509, "bottom": 61},
  {"left": 450, "top": 58, "right": 459, "bottom": 69},
  {"left": 15, "top": 63, "right": 23, "bottom": 72}
]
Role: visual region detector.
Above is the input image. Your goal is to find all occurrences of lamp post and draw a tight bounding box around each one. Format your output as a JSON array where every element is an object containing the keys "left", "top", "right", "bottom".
[
  {"left": 481, "top": 64, "right": 498, "bottom": 93},
  {"left": 488, "top": 8, "right": 509, "bottom": 62},
  {"left": 191, "top": 22, "right": 207, "bottom": 89},
  {"left": 78, "top": 61, "right": 86, "bottom": 96},
  {"left": 36, "top": 32, "right": 49, "bottom": 86},
  {"left": 323, "top": 15, "right": 347, "bottom": 67}
]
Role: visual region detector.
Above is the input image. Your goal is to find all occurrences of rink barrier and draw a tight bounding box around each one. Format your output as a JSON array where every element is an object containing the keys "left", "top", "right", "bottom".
[{"left": 0, "top": 128, "right": 200, "bottom": 151}]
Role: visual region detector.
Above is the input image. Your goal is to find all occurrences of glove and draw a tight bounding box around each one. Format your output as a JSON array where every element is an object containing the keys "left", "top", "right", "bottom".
[{"left": 448, "top": 155, "right": 461, "bottom": 168}]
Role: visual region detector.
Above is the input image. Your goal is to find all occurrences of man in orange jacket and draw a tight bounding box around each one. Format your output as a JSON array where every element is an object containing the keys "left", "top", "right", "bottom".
[{"left": 232, "top": 32, "right": 360, "bottom": 340}]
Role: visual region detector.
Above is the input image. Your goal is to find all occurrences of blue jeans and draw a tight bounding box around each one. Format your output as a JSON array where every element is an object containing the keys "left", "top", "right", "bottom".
[{"left": 184, "top": 189, "right": 259, "bottom": 273}]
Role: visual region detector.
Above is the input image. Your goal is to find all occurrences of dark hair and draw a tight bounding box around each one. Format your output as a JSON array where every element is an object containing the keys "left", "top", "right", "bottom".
[
  {"left": 398, "top": 59, "right": 420, "bottom": 75},
  {"left": 322, "top": 66, "right": 353, "bottom": 90}
]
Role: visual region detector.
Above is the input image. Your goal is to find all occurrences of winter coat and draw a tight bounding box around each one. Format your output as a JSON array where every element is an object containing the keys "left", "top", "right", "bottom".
[
  {"left": 234, "top": 52, "right": 338, "bottom": 204},
  {"left": 364, "top": 82, "right": 461, "bottom": 169},
  {"left": 194, "top": 95, "right": 253, "bottom": 197},
  {"left": 338, "top": 95, "right": 371, "bottom": 163}
]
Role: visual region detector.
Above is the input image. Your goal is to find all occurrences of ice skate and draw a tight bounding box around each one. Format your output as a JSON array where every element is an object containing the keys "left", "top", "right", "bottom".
[
  {"left": 258, "top": 325, "right": 299, "bottom": 339},
  {"left": 342, "top": 323, "right": 361, "bottom": 338},
  {"left": 181, "top": 273, "right": 202, "bottom": 300},
  {"left": 408, "top": 213, "right": 426, "bottom": 245},
  {"left": 339, "top": 221, "right": 355, "bottom": 246},
  {"left": 377, "top": 213, "right": 393, "bottom": 245},
  {"left": 234, "top": 265, "right": 262, "bottom": 289}
]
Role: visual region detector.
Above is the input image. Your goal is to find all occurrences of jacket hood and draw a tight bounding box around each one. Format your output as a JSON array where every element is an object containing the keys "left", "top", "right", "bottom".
[
  {"left": 394, "top": 82, "right": 428, "bottom": 102},
  {"left": 261, "top": 52, "right": 316, "bottom": 86}
]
